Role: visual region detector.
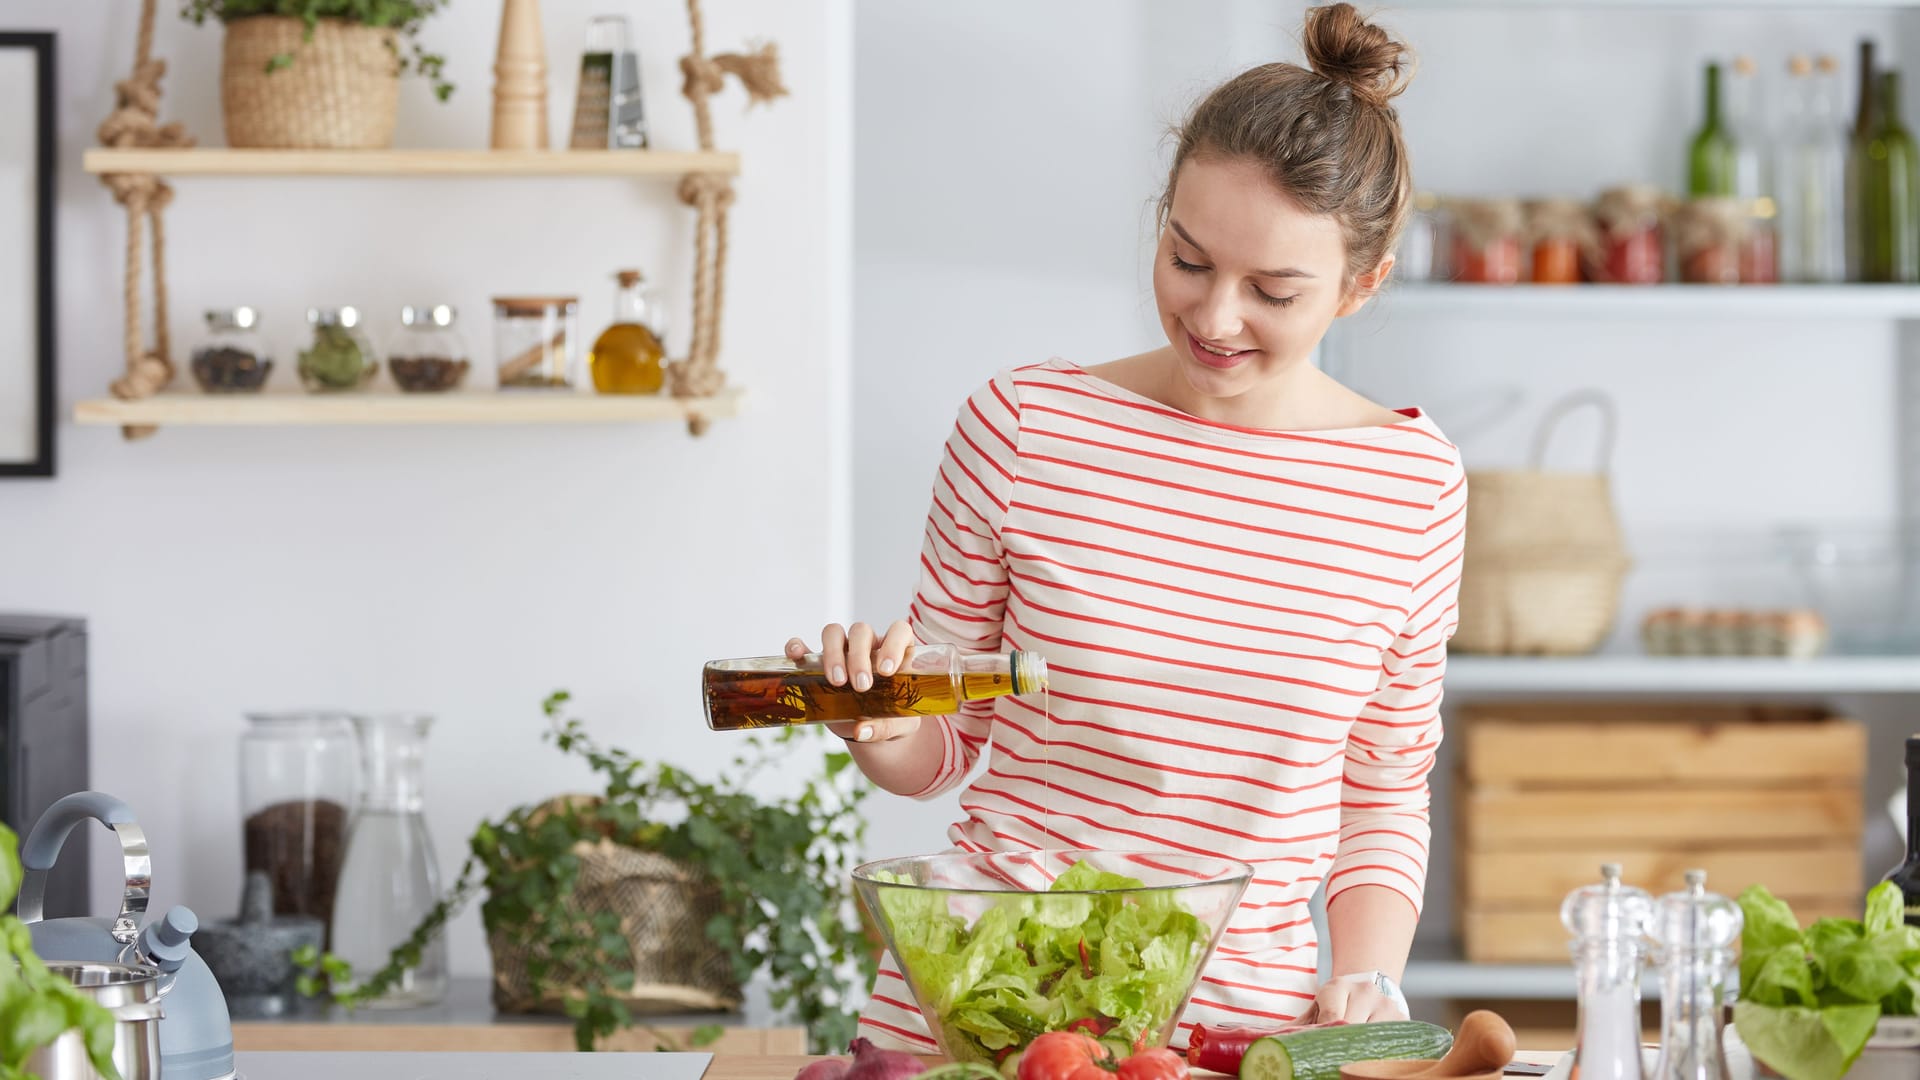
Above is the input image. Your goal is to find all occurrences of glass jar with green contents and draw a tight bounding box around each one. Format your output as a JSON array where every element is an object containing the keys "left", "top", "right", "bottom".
[{"left": 299, "top": 306, "right": 378, "bottom": 392}]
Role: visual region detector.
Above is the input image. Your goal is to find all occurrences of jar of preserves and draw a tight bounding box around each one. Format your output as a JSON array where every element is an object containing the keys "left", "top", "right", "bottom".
[
  {"left": 299, "top": 306, "right": 378, "bottom": 392},
  {"left": 1446, "top": 197, "right": 1524, "bottom": 284},
  {"left": 387, "top": 305, "right": 472, "bottom": 393},
  {"left": 1589, "top": 186, "right": 1669, "bottom": 284},
  {"left": 1524, "top": 198, "right": 1595, "bottom": 285},
  {"left": 1674, "top": 197, "right": 1747, "bottom": 284},
  {"left": 493, "top": 296, "right": 580, "bottom": 389},
  {"left": 191, "top": 306, "right": 274, "bottom": 393}
]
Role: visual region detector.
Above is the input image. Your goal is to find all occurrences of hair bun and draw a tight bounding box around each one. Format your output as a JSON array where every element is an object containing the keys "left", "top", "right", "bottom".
[{"left": 1303, "top": 3, "right": 1412, "bottom": 109}]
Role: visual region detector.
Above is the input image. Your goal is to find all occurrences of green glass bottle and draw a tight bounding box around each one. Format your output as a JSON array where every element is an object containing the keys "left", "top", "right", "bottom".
[
  {"left": 1690, "top": 62, "right": 1738, "bottom": 196},
  {"left": 1855, "top": 69, "right": 1920, "bottom": 282}
]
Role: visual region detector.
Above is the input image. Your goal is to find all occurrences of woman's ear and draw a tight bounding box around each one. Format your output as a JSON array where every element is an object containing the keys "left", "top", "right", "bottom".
[{"left": 1335, "top": 254, "right": 1396, "bottom": 318}]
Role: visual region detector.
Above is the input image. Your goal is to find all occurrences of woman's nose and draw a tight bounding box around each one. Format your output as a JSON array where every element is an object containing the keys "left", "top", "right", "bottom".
[{"left": 1189, "top": 284, "right": 1245, "bottom": 343}]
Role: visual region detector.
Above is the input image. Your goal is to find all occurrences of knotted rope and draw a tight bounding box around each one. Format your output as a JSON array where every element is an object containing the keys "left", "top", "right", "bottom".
[
  {"left": 98, "top": 0, "right": 193, "bottom": 439},
  {"left": 671, "top": 0, "right": 787, "bottom": 433}
]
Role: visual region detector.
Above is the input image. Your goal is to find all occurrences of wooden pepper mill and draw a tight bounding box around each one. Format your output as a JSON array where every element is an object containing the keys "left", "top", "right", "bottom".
[{"left": 491, "top": 0, "right": 550, "bottom": 149}]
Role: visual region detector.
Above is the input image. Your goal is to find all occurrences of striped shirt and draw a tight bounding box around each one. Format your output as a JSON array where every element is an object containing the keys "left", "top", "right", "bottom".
[{"left": 857, "top": 359, "right": 1467, "bottom": 1052}]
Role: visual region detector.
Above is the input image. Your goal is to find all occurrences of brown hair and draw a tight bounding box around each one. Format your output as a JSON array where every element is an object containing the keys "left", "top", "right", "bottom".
[{"left": 1157, "top": 3, "right": 1415, "bottom": 290}]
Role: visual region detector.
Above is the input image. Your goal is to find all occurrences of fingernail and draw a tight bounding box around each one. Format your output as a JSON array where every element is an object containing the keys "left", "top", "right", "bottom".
[
  {"left": 856, "top": 724, "right": 874, "bottom": 742},
  {"left": 787, "top": 638, "right": 803, "bottom": 653},
  {"left": 879, "top": 658, "right": 897, "bottom": 675},
  {"left": 831, "top": 665, "right": 846, "bottom": 684},
  {"left": 854, "top": 671, "right": 872, "bottom": 691}
]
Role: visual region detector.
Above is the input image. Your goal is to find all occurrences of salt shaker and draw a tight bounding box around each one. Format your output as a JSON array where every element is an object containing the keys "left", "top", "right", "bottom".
[
  {"left": 1647, "top": 870, "right": 1743, "bottom": 1080},
  {"left": 1563, "top": 863, "right": 1655, "bottom": 1080}
]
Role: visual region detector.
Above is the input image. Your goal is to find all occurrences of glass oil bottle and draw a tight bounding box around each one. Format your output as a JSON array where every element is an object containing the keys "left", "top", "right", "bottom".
[
  {"left": 589, "top": 269, "right": 666, "bottom": 394},
  {"left": 703, "top": 642, "right": 1047, "bottom": 730},
  {"left": 1563, "top": 863, "right": 1655, "bottom": 1080}
]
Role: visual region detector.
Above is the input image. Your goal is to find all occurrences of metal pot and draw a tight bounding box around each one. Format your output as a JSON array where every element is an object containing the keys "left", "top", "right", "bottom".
[{"left": 23, "top": 960, "right": 165, "bottom": 1080}]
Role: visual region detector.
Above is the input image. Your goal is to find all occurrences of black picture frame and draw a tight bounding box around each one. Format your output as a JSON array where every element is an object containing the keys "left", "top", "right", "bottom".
[{"left": 0, "top": 32, "right": 53, "bottom": 479}]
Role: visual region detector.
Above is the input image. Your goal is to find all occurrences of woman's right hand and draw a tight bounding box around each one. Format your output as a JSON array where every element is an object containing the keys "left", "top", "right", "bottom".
[{"left": 787, "top": 619, "right": 921, "bottom": 744}]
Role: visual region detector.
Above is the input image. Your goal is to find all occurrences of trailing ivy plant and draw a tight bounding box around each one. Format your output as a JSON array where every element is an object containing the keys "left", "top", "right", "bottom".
[
  {"left": 296, "top": 691, "right": 877, "bottom": 1053},
  {"left": 180, "top": 0, "right": 455, "bottom": 101}
]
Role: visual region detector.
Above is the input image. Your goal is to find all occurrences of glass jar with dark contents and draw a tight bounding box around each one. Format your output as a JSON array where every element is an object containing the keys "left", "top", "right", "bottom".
[
  {"left": 387, "top": 305, "right": 472, "bottom": 392},
  {"left": 191, "top": 307, "right": 274, "bottom": 393}
]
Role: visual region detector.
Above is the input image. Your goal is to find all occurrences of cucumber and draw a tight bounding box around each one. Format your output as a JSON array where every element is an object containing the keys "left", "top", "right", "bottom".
[
  {"left": 1238, "top": 1021, "right": 1453, "bottom": 1080},
  {"left": 1097, "top": 1035, "right": 1133, "bottom": 1060}
]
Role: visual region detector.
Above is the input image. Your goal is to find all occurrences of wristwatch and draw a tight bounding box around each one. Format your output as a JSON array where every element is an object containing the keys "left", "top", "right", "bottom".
[{"left": 1333, "top": 969, "right": 1409, "bottom": 1015}]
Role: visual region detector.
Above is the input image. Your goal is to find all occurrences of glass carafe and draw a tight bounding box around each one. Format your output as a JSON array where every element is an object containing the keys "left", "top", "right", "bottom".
[
  {"left": 330, "top": 713, "right": 448, "bottom": 1007},
  {"left": 241, "top": 712, "right": 358, "bottom": 946}
]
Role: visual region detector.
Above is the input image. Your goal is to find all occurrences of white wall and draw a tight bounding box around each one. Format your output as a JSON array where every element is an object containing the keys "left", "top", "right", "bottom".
[
  {"left": 852, "top": 2, "right": 1920, "bottom": 927},
  {"left": 1, "top": 0, "right": 853, "bottom": 977}
]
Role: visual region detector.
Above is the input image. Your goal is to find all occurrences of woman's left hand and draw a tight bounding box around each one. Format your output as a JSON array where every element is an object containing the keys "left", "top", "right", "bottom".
[{"left": 1307, "top": 973, "right": 1408, "bottom": 1023}]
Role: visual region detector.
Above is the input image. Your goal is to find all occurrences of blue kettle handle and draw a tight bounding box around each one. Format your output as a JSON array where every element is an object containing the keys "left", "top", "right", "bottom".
[{"left": 17, "top": 791, "right": 150, "bottom": 945}]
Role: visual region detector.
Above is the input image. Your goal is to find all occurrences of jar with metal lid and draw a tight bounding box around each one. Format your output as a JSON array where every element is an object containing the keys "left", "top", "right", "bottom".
[
  {"left": 298, "top": 306, "right": 378, "bottom": 392},
  {"left": 387, "top": 304, "right": 472, "bottom": 393},
  {"left": 493, "top": 295, "right": 580, "bottom": 388},
  {"left": 191, "top": 306, "right": 275, "bottom": 393}
]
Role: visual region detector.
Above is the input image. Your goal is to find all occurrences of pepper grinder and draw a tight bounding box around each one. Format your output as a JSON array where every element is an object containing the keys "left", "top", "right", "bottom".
[
  {"left": 1562, "top": 862, "right": 1655, "bottom": 1080},
  {"left": 1647, "top": 870, "right": 1743, "bottom": 1080}
]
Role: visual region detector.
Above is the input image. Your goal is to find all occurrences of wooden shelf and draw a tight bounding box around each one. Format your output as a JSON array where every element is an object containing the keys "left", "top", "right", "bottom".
[
  {"left": 1371, "top": 283, "right": 1920, "bottom": 320},
  {"left": 1447, "top": 653, "right": 1920, "bottom": 695},
  {"left": 72, "top": 388, "right": 741, "bottom": 427},
  {"left": 81, "top": 148, "right": 740, "bottom": 178}
]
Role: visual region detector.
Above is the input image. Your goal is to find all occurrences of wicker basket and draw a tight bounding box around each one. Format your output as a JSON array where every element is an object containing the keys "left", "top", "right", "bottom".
[
  {"left": 221, "top": 15, "right": 400, "bottom": 149},
  {"left": 488, "top": 830, "right": 743, "bottom": 1016},
  {"left": 1452, "top": 392, "right": 1631, "bottom": 655}
]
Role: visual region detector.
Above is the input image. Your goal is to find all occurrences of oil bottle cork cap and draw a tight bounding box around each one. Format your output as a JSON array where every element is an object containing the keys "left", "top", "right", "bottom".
[
  {"left": 1734, "top": 55, "right": 1757, "bottom": 76},
  {"left": 616, "top": 269, "right": 645, "bottom": 287},
  {"left": 1817, "top": 55, "right": 1839, "bottom": 75}
]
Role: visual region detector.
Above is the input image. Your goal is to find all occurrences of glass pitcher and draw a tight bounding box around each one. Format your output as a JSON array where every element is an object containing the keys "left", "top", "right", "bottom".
[{"left": 330, "top": 713, "right": 448, "bottom": 1007}]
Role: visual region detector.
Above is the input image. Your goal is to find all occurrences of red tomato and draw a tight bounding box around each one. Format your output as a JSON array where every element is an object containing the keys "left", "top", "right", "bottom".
[
  {"left": 1116, "top": 1048, "right": 1187, "bottom": 1080},
  {"left": 1017, "top": 1032, "right": 1113, "bottom": 1080}
]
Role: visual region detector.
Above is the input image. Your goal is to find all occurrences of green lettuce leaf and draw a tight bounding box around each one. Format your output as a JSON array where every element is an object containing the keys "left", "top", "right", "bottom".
[{"left": 1734, "top": 1001, "right": 1879, "bottom": 1080}]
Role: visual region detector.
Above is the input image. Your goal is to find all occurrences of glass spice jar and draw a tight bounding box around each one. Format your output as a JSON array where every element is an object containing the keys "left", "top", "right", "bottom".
[
  {"left": 1446, "top": 197, "right": 1524, "bottom": 284},
  {"left": 1394, "top": 191, "right": 1444, "bottom": 282},
  {"left": 239, "top": 711, "right": 358, "bottom": 941},
  {"left": 1589, "top": 185, "right": 1668, "bottom": 284},
  {"left": 493, "top": 295, "right": 580, "bottom": 389},
  {"left": 191, "top": 306, "right": 274, "bottom": 393},
  {"left": 387, "top": 305, "right": 472, "bottom": 393},
  {"left": 299, "top": 306, "right": 378, "bottom": 392},
  {"left": 1674, "top": 196, "right": 1749, "bottom": 284},
  {"left": 1524, "top": 197, "right": 1595, "bottom": 285}
]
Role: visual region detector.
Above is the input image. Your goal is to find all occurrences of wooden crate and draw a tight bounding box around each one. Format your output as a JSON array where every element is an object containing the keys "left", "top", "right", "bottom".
[{"left": 1455, "top": 702, "right": 1865, "bottom": 964}]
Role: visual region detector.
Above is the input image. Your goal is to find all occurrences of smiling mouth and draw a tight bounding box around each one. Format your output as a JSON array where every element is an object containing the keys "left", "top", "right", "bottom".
[{"left": 1185, "top": 330, "right": 1254, "bottom": 368}]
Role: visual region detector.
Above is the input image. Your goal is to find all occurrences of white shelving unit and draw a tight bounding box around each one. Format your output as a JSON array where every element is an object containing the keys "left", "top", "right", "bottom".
[
  {"left": 1448, "top": 653, "right": 1920, "bottom": 695},
  {"left": 1375, "top": 283, "right": 1920, "bottom": 320}
]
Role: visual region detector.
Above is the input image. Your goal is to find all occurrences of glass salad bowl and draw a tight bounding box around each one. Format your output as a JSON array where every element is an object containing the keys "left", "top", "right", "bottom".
[{"left": 852, "top": 850, "right": 1252, "bottom": 1065}]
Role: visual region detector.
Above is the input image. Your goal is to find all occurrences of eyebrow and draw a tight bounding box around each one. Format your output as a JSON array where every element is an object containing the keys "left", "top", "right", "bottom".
[{"left": 1170, "top": 220, "right": 1316, "bottom": 279}]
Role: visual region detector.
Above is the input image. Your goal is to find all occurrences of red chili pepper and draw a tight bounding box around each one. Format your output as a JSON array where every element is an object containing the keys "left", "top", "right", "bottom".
[{"left": 1187, "top": 1021, "right": 1347, "bottom": 1075}]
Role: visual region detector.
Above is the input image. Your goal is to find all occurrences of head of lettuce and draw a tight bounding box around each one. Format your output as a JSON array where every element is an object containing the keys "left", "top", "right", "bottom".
[{"left": 1734, "top": 881, "right": 1920, "bottom": 1080}]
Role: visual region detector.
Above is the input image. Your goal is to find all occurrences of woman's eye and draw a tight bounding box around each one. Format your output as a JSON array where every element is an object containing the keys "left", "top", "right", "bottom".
[
  {"left": 1256, "top": 290, "right": 1298, "bottom": 308},
  {"left": 1169, "top": 253, "right": 1206, "bottom": 273}
]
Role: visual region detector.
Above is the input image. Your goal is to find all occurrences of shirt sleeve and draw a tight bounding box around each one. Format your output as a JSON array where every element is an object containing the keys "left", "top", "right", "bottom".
[
  {"left": 903, "top": 370, "right": 1024, "bottom": 800},
  {"left": 1327, "top": 457, "right": 1468, "bottom": 913}
]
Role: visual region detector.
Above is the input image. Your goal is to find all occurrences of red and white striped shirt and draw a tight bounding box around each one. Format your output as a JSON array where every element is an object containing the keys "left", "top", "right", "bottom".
[{"left": 858, "top": 359, "right": 1467, "bottom": 1052}]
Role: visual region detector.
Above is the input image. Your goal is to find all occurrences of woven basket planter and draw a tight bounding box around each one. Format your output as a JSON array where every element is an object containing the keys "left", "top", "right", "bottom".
[
  {"left": 488, "top": 836, "right": 743, "bottom": 1016},
  {"left": 1451, "top": 393, "right": 1630, "bottom": 656},
  {"left": 221, "top": 15, "right": 399, "bottom": 149}
]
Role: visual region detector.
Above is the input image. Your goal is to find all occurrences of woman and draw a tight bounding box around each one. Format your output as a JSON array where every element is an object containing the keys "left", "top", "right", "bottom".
[{"left": 795, "top": 2, "right": 1465, "bottom": 1048}]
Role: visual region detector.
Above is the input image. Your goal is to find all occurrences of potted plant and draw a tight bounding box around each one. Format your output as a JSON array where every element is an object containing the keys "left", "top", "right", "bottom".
[
  {"left": 298, "top": 692, "right": 878, "bottom": 1053},
  {"left": 1734, "top": 881, "right": 1920, "bottom": 1080},
  {"left": 180, "top": 0, "right": 454, "bottom": 149},
  {"left": 1, "top": 822, "right": 123, "bottom": 1080}
]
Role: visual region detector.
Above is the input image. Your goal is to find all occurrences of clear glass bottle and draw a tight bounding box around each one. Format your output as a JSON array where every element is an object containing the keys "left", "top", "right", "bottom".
[
  {"left": 330, "top": 713, "right": 447, "bottom": 1007},
  {"left": 703, "top": 642, "right": 1049, "bottom": 731},
  {"left": 589, "top": 269, "right": 667, "bottom": 394},
  {"left": 1563, "top": 863, "right": 1654, "bottom": 1080},
  {"left": 1726, "top": 56, "right": 1779, "bottom": 283},
  {"left": 1647, "top": 870, "right": 1742, "bottom": 1080},
  {"left": 299, "top": 306, "right": 378, "bottom": 392},
  {"left": 1776, "top": 55, "right": 1849, "bottom": 282},
  {"left": 191, "top": 307, "right": 275, "bottom": 393},
  {"left": 240, "top": 712, "right": 358, "bottom": 944},
  {"left": 1394, "top": 192, "right": 1442, "bottom": 282},
  {"left": 387, "top": 305, "right": 471, "bottom": 393}
]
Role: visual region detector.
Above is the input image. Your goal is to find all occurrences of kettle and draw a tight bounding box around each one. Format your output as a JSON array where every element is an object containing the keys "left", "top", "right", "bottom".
[{"left": 18, "top": 791, "right": 237, "bottom": 1080}]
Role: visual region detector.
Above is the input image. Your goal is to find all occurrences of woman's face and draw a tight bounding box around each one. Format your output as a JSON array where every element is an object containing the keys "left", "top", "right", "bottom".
[{"left": 1152, "top": 156, "right": 1388, "bottom": 406}]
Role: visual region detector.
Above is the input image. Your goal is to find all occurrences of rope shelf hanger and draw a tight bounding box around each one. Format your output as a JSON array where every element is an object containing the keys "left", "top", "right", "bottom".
[{"left": 98, "top": 0, "right": 783, "bottom": 439}]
